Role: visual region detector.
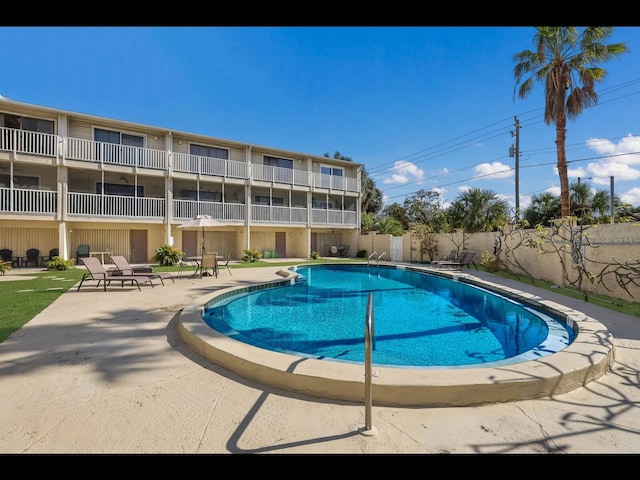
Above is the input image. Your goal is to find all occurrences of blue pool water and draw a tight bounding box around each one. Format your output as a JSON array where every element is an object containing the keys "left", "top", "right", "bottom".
[{"left": 203, "top": 264, "right": 576, "bottom": 368}]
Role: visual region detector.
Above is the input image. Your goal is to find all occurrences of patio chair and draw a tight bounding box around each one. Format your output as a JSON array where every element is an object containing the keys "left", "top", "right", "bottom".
[
  {"left": 77, "top": 256, "right": 155, "bottom": 292},
  {"left": 201, "top": 253, "right": 218, "bottom": 278},
  {"left": 76, "top": 244, "right": 90, "bottom": 263},
  {"left": 0, "top": 249, "right": 19, "bottom": 268},
  {"left": 109, "top": 255, "right": 174, "bottom": 285},
  {"left": 177, "top": 255, "right": 198, "bottom": 278},
  {"left": 24, "top": 248, "right": 41, "bottom": 267},
  {"left": 220, "top": 252, "right": 232, "bottom": 275},
  {"left": 41, "top": 248, "right": 59, "bottom": 265}
]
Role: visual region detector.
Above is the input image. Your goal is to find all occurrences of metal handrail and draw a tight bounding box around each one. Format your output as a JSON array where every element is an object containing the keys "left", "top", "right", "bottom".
[
  {"left": 367, "top": 251, "right": 377, "bottom": 266},
  {"left": 377, "top": 252, "right": 387, "bottom": 264},
  {"left": 364, "top": 292, "right": 374, "bottom": 433}
]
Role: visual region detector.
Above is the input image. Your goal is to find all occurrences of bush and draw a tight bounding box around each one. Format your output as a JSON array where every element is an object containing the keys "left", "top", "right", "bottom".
[
  {"left": 356, "top": 249, "right": 368, "bottom": 258},
  {"left": 0, "top": 260, "right": 11, "bottom": 275},
  {"left": 310, "top": 251, "right": 320, "bottom": 259},
  {"left": 480, "top": 251, "right": 502, "bottom": 273},
  {"left": 153, "top": 245, "right": 184, "bottom": 266},
  {"left": 46, "top": 256, "right": 76, "bottom": 271},
  {"left": 242, "top": 248, "right": 262, "bottom": 263}
]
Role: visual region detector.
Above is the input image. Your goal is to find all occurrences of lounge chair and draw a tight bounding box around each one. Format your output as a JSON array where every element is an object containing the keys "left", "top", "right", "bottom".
[
  {"left": 77, "top": 256, "right": 155, "bottom": 291},
  {"left": 433, "top": 250, "right": 477, "bottom": 271},
  {"left": 110, "top": 255, "right": 174, "bottom": 285}
]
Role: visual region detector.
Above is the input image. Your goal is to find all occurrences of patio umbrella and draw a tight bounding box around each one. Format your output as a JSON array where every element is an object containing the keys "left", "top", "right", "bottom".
[{"left": 177, "top": 214, "right": 225, "bottom": 255}]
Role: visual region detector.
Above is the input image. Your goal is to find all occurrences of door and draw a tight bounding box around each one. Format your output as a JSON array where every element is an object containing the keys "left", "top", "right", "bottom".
[
  {"left": 130, "top": 230, "right": 147, "bottom": 263},
  {"left": 182, "top": 230, "right": 198, "bottom": 257},
  {"left": 390, "top": 235, "right": 403, "bottom": 262},
  {"left": 275, "top": 232, "right": 286, "bottom": 258}
]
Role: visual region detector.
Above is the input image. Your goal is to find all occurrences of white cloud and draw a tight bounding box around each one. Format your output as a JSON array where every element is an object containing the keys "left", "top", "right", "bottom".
[
  {"left": 584, "top": 134, "right": 640, "bottom": 183},
  {"left": 620, "top": 187, "right": 640, "bottom": 206},
  {"left": 473, "top": 161, "right": 512, "bottom": 180},
  {"left": 382, "top": 160, "right": 425, "bottom": 185}
]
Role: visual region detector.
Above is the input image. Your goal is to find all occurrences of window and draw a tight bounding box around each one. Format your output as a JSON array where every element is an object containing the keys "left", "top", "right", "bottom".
[
  {"left": 190, "top": 144, "right": 229, "bottom": 160},
  {"left": 94, "top": 128, "right": 145, "bottom": 164},
  {"left": 264, "top": 155, "right": 293, "bottom": 169},
  {"left": 254, "top": 195, "right": 286, "bottom": 206},
  {"left": 0, "top": 174, "right": 39, "bottom": 189},
  {"left": 0, "top": 114, "right": 54, "bottom": 133},
  {"left": 97, "top": 183, "right": 144, "bottom": 196},
  {"left": 180, "top": 189, "right": 221, "bottom": 202},
  {"left": 320, "top": 164, "right": 343, "bottom": 176}
]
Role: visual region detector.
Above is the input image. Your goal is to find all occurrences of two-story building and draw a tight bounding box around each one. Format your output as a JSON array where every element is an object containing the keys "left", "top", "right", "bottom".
[{"left": 0, "top": 96, "right": 362, "bottom": 265}]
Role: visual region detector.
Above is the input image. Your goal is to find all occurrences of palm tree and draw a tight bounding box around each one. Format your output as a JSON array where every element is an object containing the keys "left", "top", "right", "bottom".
[
  {"left": 446, "top": 188, "right": 509, "bottom": 233},
  {"left": 513, "top": 27, "right": 629, "bottom": 217},
  {"left": 523, "top": 191, "right": 561, "bottom": 227}
]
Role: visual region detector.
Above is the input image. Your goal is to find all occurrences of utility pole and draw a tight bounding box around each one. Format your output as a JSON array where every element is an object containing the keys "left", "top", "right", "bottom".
[{"left": 510, "top": 116, "right": 520, "bottom": 221}]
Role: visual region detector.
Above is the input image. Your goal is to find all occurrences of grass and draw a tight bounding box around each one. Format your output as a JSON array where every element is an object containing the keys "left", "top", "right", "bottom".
[{"left": 0, "top": 257, "right": 637, "bottom": 345}]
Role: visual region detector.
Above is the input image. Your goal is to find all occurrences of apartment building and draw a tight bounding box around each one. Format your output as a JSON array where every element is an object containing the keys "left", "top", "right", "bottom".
[{"left": 0, "top": 97, "right": 362, "bottom": 265}]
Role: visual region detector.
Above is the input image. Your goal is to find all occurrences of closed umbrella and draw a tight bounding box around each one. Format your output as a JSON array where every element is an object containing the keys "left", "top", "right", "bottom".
[{"left": 177, "top": 214, "right": 225, "bottom": 255}]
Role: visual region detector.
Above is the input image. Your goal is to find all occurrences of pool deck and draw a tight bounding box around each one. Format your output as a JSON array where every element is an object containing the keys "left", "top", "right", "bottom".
[{"left": 1, "top": 261, "right": 639, "bottom": 454}]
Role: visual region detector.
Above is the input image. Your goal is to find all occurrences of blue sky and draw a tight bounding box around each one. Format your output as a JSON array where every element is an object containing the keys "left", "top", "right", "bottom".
[{"left": 2, "top": 26, "right": 640, "bottom": 210}]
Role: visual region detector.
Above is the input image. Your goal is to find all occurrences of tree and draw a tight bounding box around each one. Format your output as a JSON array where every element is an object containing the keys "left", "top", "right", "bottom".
[
  {"left": 446, "top": 188, "right": 509, "bottom": 233},
  {"left": 513, "top": 27, "right": 629, "bottom": 218},
  {"left": 403, "top": 189, "right": 447, "bottom": 231},
  {"left": 523, "top": 191, "right": 561, "bottom": 227},
  {"left": 380, "top": 202, "right": 410, "bottom": 230}
]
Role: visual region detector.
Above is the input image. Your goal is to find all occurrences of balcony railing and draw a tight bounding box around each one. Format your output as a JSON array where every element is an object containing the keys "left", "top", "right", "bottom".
[
  {"left": 0, "top": 188, "right": 358, "bottom": 226},
  {"left": 173, "top": 199, "right": 246, "bottom": 222},
  {"left": 1, "top": 128, "right": 358, "bottom": 193},
  {"left": 0, "top": 187, "right": 57, "bottom": 213},
  {"left": 0, "top": 128, "right": 58, "bottom": 157},
  {"left": 67, "top": 192, "right": 164, "bottom": 218},
  {"left": 65, "top": 138, "right": 168, "bottom": 170},
  {"left": 252, "top": 205, "right": 307, "bottom": 224}
]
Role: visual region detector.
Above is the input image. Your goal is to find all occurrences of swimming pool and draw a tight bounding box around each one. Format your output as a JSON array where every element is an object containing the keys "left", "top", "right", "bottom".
[
  {"left": 177, "top": 263, "right": 614, "bottom": 406},
  {"left": 203, "top": 264, "right": 576, "bottom": 368}
]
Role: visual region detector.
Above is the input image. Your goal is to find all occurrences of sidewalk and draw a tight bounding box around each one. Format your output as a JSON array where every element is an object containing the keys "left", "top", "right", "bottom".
[{"left": 0, "top": 265, "right": 638, "bottom": 454}]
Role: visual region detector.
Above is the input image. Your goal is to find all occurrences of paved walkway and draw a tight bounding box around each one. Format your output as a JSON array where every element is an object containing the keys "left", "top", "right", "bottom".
[{"left": 0, "top": 264, "right": 639, "bottom": 454}]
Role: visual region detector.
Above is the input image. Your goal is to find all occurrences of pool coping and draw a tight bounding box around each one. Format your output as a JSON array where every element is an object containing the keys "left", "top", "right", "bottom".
[{"left": 177, "top": 265, "right": 615, "bottom": 407}]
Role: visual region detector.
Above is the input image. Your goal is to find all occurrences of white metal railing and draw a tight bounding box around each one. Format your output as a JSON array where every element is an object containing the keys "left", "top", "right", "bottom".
[
  {"left": 67, "top": 192, "right": 164, "bottom": 218},
  {"left": 311, "top": 208, "right": 358, "bottom": 226},
  {"left": 251, "top": 205, "right": 307, "bottom": 224},
  {"left": 65, "top": 137, "right": 167, "bottom": 170},
  {"left": 0, "top": 128, "right": 58, "bottom": 157},
  {"left": 0, "top": 187, "right": 57, "bottom": 213},
  {"left": 172, "top": 199, "right": 246, "bottom": 222}
]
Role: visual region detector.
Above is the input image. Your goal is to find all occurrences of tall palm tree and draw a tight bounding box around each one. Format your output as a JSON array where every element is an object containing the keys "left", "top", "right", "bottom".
[{"left": 513, "top": 27, "right": 629, "bottom": 217}]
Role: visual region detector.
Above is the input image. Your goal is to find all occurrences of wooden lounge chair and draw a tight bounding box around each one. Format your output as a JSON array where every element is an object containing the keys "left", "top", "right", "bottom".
[
  {"left": 77, "top": 256, "right": 155, "bottom": 291},
  {"left": 109, "top": 255, "right": 174, "bottom": 285}
]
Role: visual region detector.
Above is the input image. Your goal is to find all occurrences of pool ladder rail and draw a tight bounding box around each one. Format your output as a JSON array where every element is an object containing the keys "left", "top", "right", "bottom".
[{"left": 367, "top": 251, "right": 387, "bottom": 266}]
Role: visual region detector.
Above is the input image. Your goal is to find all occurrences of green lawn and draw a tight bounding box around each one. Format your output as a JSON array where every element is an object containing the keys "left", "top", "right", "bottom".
[{"left": 0, "top": 258, "right": 637, "bottom": 345}]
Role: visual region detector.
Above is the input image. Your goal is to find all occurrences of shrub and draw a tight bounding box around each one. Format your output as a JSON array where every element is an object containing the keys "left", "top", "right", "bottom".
[
  {"left": 480, "top": 250, "right": 502, "bottom": 273},
  {"left": 356, "top": 249, "right": 368, "bottom": 258},
  {"left": 46, "top": 256, "right": 76, "bottom": 271},
  {"left": 310, "top": 251, "right": 320, "bottom": 259},
  {"left": 153, "top": 245, "right": 184, "bottom": 266},
  {"left": 0, "top": 260, "right": 11, "bottom": 275},
  {"left": 242, "top": 248, "right": 262, "bottom": 263}
]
